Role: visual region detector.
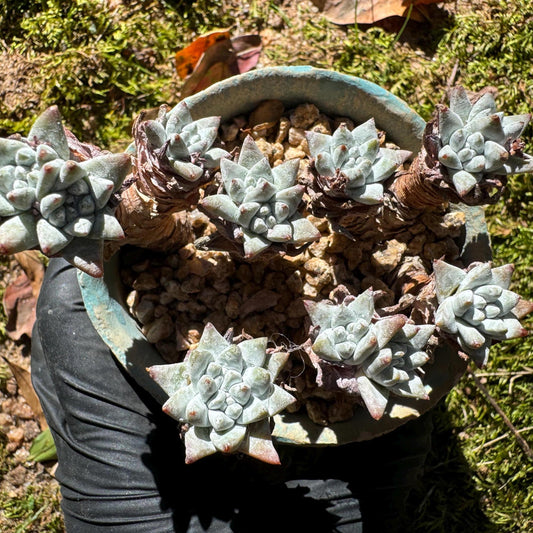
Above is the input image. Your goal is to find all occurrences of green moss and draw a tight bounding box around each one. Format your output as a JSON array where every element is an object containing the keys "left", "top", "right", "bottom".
[
  {"left": 0, "top": 485, "right": 64, "bottom": 532},
  {"left": 0, "top": 0, "right": 234, "bottom": 151}
]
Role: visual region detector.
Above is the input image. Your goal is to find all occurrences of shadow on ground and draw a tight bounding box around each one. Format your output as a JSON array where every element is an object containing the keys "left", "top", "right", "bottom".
[{"left": 407, "top": 400, "right": 498, "bottom": 533}]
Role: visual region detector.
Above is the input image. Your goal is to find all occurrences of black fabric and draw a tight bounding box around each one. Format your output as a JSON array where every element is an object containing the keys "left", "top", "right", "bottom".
[{"left": 31, "top": 258, "right": 433, "bottom": 532}]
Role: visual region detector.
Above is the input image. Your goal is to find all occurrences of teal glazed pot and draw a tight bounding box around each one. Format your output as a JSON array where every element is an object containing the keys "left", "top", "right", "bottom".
[{"left": 78, "top": 66, "right": 491, "bottom": 446}]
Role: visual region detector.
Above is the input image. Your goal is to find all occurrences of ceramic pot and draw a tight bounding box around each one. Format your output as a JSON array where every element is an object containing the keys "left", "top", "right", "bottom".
[{"left": 78, "top": 66, "right": 491, "bottom": 446}]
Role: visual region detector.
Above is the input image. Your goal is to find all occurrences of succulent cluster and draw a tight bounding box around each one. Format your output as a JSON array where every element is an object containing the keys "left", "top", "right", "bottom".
[
  {"left": 137, "top": 100, "right": 229, "bottom": 187},
  {"left": 305, "top": 289, "right": 432, "bottom": 419},
  {"left": 437, "top": 87, "right": 533, "bottom": 199},
  {"left": 434, "top": 260, "right": 531, "bottom": 368},
  {"left": 0, "top": 107, "right": 130, "bottom": 276},
  {"left": 200, "top": 135, "right": 321, "bottom": 258},
  {"left": 306, "top": 118, "right": 411, "bottom": 204},
  {"left": 148, "top": 323, "right": 296, "bottom": 464}
]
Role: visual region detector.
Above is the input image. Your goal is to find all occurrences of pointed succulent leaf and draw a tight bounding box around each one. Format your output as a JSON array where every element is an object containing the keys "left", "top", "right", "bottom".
[
  {"left": 172, "top": 160, "right": 204, "bottom": 182},
  {"left": 351, "top": 118, "right": 377, "bottom": 145},
  {"left": 451, "top": 170, "right": 478, "bottom": 196},
  {"left": 27, "top": 106, "right": 70, "bottom": 160},
  {"left": 203, "top": 147, "right": 230, "bottom": 169},
  {"left": 345, "top": 182, "right": 384, "bottom": 204},
  {"left": 165, "top": 101, "right": 193, "bottom": 135},
  {"left": 148, "top": 363, "right": 190, "bottom": 397},
  {"left": 36, "top": 218, "right": 72, "bottom": 255},
  {"left": 144, "top": 120, "right": 167, "bottom": 149},
  {"left": 504, "top": 154, "right": 533, "bottom": 175},
  {"left": 90, "top": 212, "right": 125, "bottom": 240},
  {"left": 356, "top": 372, "right": 389, "bottom": 420},
  {"left": 468, "top": 92, "right": 497, "bottom": 120},
  {"left": 272, "top": 158, "right": 299, "bottom": 190},
  {"left": 242, "top": 228, "right": 271, "bottom": 258},
  {"left": 502, "top": 114, "right": 530, "bottom": 139},
  {"left": 238, "top": 135, "right": 266, "bottom": 169},
  {"left": 373, "top": 315, "right": 408, "bottom": 349},
  {"left": 200, "top": 194, "right": 241, "bottom": 223},
  {"left": 312, "top": 331, "right": 344, "bottom": 362},
  {"left": 0, "top": 213, "right": 39, "bottom": 253},
  {"left": 289, "top": 216, "right": 321, "bottom": 244},
  {"left": 0, "top": 138, "right": 29, "bottom": 167},
  {"left": 162, "top": 385, "right": 195, "bottom": 421},
  {"left": 306, "top": 130, "right": 332, "bottom": 157},
  {"left": 433, "top": 259, "right": 465, "bottom": 301},
  {"left": 209, "top": 424, "right": 247, "bottom": 454}
]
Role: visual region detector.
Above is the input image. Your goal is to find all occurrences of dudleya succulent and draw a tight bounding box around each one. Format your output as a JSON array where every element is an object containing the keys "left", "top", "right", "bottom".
[
  {"left": 434, "top": 260, "right": 532, "bottom": 368},
  {"left": 200, "top": 135, "right": 321, "bottom": 258},
  {"left": 437, "top": 87, "right": 533, "bottom": 199},
  {"left": 356, "top": 323, "right": 433, "bottom": 420},
  {"left": 305, "top": 289, "right": 432, "bottom": 419},
  {"left": 148, "top": 323, "right": 296, "bottom": 464},
  {"left": 135, "top": 100, "right": 229, "bottom": 187},
  {"left": 306, "top": 119, "right": 411, "bottom": 204},
  {"left": 0, "top": 106, "right": 130, "bottom": 276}
]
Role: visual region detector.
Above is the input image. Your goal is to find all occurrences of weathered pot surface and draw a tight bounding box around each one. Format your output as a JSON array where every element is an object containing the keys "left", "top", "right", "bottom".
[{"left": 78, "top": 67, "right": 491, "bottom": 446}]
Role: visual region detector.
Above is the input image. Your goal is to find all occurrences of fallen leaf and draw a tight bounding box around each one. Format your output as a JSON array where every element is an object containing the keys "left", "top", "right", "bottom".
[
  {"left": 311, "top": 0, "right": 443, "bottom": 25},
  {"left": 175, "top": 29, "right": 231, "bottom": 79},
  {"left": 231, "top": 34, "right": 263, "bottom": 74},
  {"left": 177, "top": 33, "right": 262, "bottom": 97},
  {"left": 28, "top": 428, "right": 57, "bottom": 462},
  {"left": 2, "top": 271, "right": 37, "bottom": 340},
  {"left": 13, "top": 250, "right": 45, "bottom": 300},
  {"left": 3, "top": 357, "right": 48, "bottom": 430}
]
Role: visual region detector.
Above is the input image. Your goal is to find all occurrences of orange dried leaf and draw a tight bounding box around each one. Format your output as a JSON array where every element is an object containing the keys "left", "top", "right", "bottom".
[{"left": 175, "top": 29, "right": 231, "bottom": 79}]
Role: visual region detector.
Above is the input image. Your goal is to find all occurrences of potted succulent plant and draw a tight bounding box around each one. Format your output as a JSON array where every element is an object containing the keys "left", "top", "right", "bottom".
[{"left": 1, "top": 66, "right": 532, "bottom": 465}]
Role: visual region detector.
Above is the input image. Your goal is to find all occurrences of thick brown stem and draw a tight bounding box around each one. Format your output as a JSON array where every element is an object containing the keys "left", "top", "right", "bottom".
[
  {"left": 115, "top": 182, "right": 194, "bottom": 251},
  {"left": 390, "top": 154, "right": 447, "bottom": 211}
]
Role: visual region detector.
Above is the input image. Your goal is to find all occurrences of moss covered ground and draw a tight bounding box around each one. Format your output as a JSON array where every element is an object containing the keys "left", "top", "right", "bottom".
[{"left": 0, "top": 1, "right": 532, "bottom": 531}]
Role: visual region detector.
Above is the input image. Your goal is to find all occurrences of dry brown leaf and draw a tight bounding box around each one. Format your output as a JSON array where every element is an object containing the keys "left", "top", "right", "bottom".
[
  {"left": 3, "top": 272, "right": 37, "bottom": 340},
  {"left": 13, "top": 250, "right": 45, "bottom": 300},
  {"left": 177, "top": 33, "right": 262, "bottom": 98},
  {"left": 312, "top": 0, "right": 442, "bottom": 25},
  {"left": 3, "top": 358, "right": 48, "bottom": 430}
]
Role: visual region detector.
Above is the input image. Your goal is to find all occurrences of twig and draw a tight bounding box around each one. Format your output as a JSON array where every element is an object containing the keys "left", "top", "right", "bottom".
[
  {"left": 467, "top": 365, "right": 533, "bottom": 461},
  {"left": 472, "top": 426, "right": 533, "bottom": 453},
  {"left": 474, "top": 369, "right": 533, "bottom": 378}
]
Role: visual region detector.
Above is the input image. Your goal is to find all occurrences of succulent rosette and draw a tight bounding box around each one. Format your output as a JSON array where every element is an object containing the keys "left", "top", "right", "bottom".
[
  {"left": 0, "top": 106, "right": 130, "bottom": 276},
  {"left": 305, "top": 289, "right": 432, "bottom": 419},
  {"left": 199, "top": 135, "right": 321, "bottom": 258},
  {"left": 437, "top": 87, "right": 533, "bottom": 200},
  {"left": 306, "top": 119, "right": 411, "bottom": 205},
  {"left": 148, "top": 323, "right": 296, "bottom": 464},
  {"left": 134, "top": 100, "right": 229, "bottom": 191},
  {"left": 355, "top": 323, "right": 433, "bottom": 420},
  {"left": 434, "top": 260, "right": 533, "bottom": 368}
]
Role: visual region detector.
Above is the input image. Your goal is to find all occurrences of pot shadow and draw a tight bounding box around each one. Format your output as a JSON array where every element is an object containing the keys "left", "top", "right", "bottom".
[
  {"left": 141, "top": 415, "right": 353, "bottom": 532},
  {"left": 142, "top": 400, "right": 435, "bottom": 532},
  {"left": 406, "top": 399, "right": 499, "bottom": 533}
]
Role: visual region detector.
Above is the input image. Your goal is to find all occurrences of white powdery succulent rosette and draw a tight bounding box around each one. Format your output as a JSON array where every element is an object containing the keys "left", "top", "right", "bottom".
[
  {"left": 148, "top": 323, "right": 296, "bottom": 464},
  {"left": 434, "top": 260, "right": 533, "bottom": 368}
]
